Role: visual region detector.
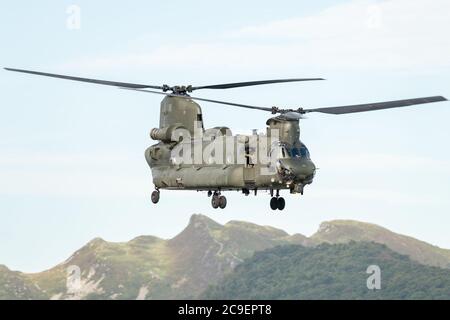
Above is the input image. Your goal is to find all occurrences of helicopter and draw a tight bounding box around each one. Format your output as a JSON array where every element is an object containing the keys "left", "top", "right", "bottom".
[{"left": 4, "top": 67, "right": 448, "bottom": 210}]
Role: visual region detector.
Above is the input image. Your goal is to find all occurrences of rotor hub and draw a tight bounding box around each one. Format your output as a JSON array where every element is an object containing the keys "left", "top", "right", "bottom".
[{"left": 162, "top": 85, "right": 194, "bottom": 95}]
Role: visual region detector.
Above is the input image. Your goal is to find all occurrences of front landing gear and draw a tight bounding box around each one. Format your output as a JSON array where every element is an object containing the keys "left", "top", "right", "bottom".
[
  {"left": 270, "top": 197, "right": 278, "bottom": 210},
  {"left": 277, "top": 197, "right": 285, "bottom": 210},
  {"left": 270, "top": 189, "right": 285, "bottom": 211},
  {"left": 151, "top": 189, "right": 160, "bottom": 204},
  {"left": 270, "top": 197, "right": 285, "bottom": 211},
  {"left": 211, "top": 192, "right": 227, "bottom": 209}
]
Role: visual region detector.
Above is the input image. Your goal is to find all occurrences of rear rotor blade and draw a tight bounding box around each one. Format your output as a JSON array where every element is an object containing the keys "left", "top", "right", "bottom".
[
  {"left": 191, "top": 78, "right": 324, "bottom": 90},
  {"left": 304, "top": 96, "right": 447, "bottom": 115},
  {"left": 123, "top": 88, "right": 274, "bottom": 112},
  {"left": 4, "top": 68, "right": 164, "bottom": 90}
]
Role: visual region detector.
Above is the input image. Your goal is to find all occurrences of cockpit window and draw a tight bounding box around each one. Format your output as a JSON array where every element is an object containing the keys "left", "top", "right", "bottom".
[
  {"left": 270, "top": 142, "right": 310, "bottom": 159},
  {"left": 291, "top": 145, "right": 311, "bottom": 159},
  {"left": 291, "top": 148, "right": 300, "bottom": 158}
]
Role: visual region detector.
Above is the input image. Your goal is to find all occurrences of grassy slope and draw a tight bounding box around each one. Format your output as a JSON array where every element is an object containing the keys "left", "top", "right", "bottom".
[
  {"left": 2, "top": 215, "right": 450, "bottom": 299},
  {"left": 25, "top": 214, "right": 305, "bottom": 299},
  {"left": 311, "top": 220, "right": 450, "bottom": 268},
  {"left": 203, "top": 242, "right": 450, "bottom": 300},
  {"left": 0, "top": 265, "right": 46, "bottom": 300}
]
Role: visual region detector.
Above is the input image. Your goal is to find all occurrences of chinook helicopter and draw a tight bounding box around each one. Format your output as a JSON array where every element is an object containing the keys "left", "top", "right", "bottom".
[{"left": 4, "top": 68, "right": 448, "bottom": 210}]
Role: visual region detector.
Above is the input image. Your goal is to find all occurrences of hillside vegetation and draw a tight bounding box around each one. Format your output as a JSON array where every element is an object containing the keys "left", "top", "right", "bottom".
[
  {"left": 1, "top": 215, "right": 449, "bottom": 300},
  {"left": 204, "top": 242, "right": 450, "bottom": 300}
]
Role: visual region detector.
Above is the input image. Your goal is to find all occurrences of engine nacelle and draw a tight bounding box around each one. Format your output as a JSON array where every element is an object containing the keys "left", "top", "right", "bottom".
[{"left": 150, "top": 124, "right": 187, "bottom": 142}]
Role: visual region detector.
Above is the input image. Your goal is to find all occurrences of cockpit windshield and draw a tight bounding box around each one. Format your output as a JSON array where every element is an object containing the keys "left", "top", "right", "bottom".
[
  {"left": 270, "top": 142, "right": 311, "bottom": 160},
  {"left": 291, "top": 145, "right": 311, "bottom": 159}
]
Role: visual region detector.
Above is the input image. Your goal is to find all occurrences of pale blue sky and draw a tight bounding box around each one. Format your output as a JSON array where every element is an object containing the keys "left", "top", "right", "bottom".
[{"left": 1, "top": 0, "right": 450, "bottom": 272}]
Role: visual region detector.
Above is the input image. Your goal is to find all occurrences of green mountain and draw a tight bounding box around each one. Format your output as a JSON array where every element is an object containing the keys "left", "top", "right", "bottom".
[
  {"left": 1, "top": 215, "right": 449, "bottom": 300},
  {"left": 0, "top": 265, "right": 45, "bottom": 300},
  {"left": 203, "top": 242, "right": 450, "bottom": 300},
  {"left": 23, "top": 214, "right": 307, "bottom": 300},
  {"left": 311, "top": 220, "right": 450, "bottom": 268}
]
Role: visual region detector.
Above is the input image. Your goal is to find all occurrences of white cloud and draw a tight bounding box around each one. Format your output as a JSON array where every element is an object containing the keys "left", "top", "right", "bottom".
[
  {"left": 1, "top": 151, "right": 448, "bottom": 200},
  {"left": 231, "top": 0, "right": 449, "bottom": 40},
  {"left": 318, "top": 153, "right": 450, "bottom": 172},
  {"left": 0, "top": 152, "right": 150, "bottom": 198},
  {"left": 308, "top": 187, "right": 443, "bottom": 206},
  {"left": 60, "top": 0, "right": 450, "bottom": 72},
  {"left": 0, "top": 153, "right": 134, "bottom": 167},
  {"left": 309, "top": 152, "right": 450, "bottom": 205}
]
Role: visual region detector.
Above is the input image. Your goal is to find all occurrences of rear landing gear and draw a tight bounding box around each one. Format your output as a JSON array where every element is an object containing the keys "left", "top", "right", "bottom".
[
  {"left": 270, "top": 190, "right": 285, "bottom": 211},
  {"left": 151, "top": 190, "right": 160, "bottom": 204},
  {"left": 211, "top": 192, "right": 227, "bottom": 209},
  {"left": 219, "top": 196, "right": 227, "bottom": 209},
  {"left": 211, "top": 195, "right": 219, "bottom": 209}
]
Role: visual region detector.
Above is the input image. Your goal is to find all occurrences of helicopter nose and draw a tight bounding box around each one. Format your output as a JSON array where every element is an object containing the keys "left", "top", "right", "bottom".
[
  {"left": 278, "top": 159, "right": 316, "bottom": 181},
  {"left": 294, "top": 160, "right": 316, "bottom": 179}
]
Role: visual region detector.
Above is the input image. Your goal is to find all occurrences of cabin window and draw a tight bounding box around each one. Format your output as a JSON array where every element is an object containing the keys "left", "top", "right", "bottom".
[{"left": 270, "top": 142, "right": 290, "bottom": 159}]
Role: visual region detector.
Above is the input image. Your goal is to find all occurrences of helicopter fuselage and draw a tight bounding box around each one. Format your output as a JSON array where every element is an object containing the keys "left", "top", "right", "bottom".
[
  {"left": 145, "top": 96, "right": 316, "bottom": 197},
  {"left": 6, "top": 67, "right": 445, "bottom": 210}
]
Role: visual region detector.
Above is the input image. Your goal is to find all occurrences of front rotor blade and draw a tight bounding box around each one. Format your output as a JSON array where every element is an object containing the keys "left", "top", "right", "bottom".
[
  {"left": 191, "top": 78, "right": 324, "bottom": 90},
  {"left": 123, "top": 88, "right": 274, "bottom": 112},
  {"left": 304, "top": 96, "right": 448, "bottom": 115},
  {"left": 4, "top": 68, "right": 164, "bottom": 90}
]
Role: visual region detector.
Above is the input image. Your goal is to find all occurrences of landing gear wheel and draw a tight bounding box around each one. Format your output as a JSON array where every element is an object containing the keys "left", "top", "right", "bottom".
[
  {"left": 151, "top": 190, "right": 160, "bottom": 204},
  {"left": 270, "top": 197, "right": 278, "bottom": 210},
  {"left": 219, "top": 196, "right": 227, "bottom": 209},
  {"left": 211, "top": 196, "right": 220, "bottom": 209},
  {"left": 277, "top": 197, "right": 285, "bottom": 211}
]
